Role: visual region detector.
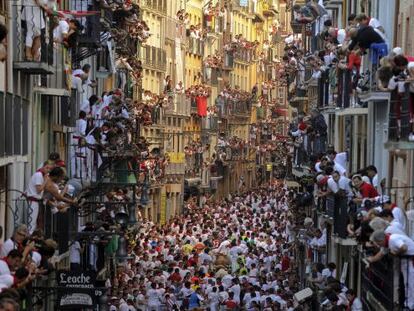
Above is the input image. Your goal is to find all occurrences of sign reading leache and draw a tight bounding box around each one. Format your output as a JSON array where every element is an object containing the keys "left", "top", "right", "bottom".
[{"left": 57, "top": 271, "right": 100, "bottom": 309}]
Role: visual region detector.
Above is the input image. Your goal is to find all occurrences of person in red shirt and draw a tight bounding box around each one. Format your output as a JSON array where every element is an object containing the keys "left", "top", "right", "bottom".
[
  {"left": 281, "top": 252, "right": 290, "bottom": 271},
  {"left": 225, "top": 292, "right": 238, "bottom": 309},
  {"left": 168, "top": 268, "right": 182, "bottom": 283},
  {"left": 352, "top": 175, "right": 378, "bottom": 204}
]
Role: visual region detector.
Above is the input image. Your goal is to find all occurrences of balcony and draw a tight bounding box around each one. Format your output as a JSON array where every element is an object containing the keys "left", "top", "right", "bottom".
[
  {"left": 201, "top": 116, "right": 218, "bottom": 131},
  {"left": 71, "top": 0, "right": 102, "bottom": 48},
  {"left": 12, "top": 5, "right": 54, "bottom": 74},
  {"left": 357, "top": 45, "right": 390, "bottom": 101},
  {"left": 187, "top": 37, "right": 204, "bottom": 57},
  {"left": 165, "top": 94, "right": 191, "bottom": 117},
  {"left": 165, "top": 17, "right": 187, "bottom": 42},
  {"left": 140, "top": 0, "right": 167, "bottom": 15},
  {"left": 223, "top": 52, "right": 234, "bottom": 70},
  {"left": 234, "top": 48, "right": 253, "bottom": 64},
  {"left": 165, "top": 152, "right": 185, "bottom": 175},
  {"left": 317, "top": 195, "right": 348, "bottom": 239},
  {"left": 139, "top": 45, "right": 167, "bottom": 72},
  {"left": 0, "top": 92, "right": 29, "bottom": 157},
  {"left": 262, "top": 1, "right": 278, "bottom": 17},
  {"left": 361, "top": 254, "right": 400, "bottom": 310},
  {"left": 221, "top": 98, "right": 252, "bottom": 119},
  {"left": 385, "top": 90, "right": 414, "bottom": 149}
]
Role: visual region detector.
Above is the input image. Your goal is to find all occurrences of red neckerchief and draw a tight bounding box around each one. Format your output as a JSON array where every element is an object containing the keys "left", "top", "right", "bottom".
[
  {"left": 391, "top": 203, "right": 397, "bottom": 210},
  {"left": 36, "top": 168, "right": 46, "bottom": 176},
  {"left": 346, "top": 297, "right": 355, "bottom": 311},
  {"left": 384, "top": 233, "right": 391, "bottom": 248}
]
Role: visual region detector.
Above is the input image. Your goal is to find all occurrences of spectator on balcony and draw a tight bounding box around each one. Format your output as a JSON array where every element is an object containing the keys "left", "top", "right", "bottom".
[
  {"left": 53, "top": 18, "right": 81, "bottom": 48},
  {"left": 22, "top": 0, "right": 48, "bottom": 61},
  {"left": 327, "top": 27, "right": 347, "bottom": 45},
  {"left": 0, "top": 225, "right": 28, "bottom": 258},
  {"left": 327, "top": 170, "right": 352, "bottom": 201},
  {"left": 347, "top": 13, "right": 357, "bottom": 27},
  {"left": 370, "top": 230, "right": 414, "bottom": 309},
  {"left": 43, "top": 167, "right": 76, "bottom": 213},
  {"left": 322, "top": 262, "right": 337, "bottom": 280},
  {"left": 0, "top": 23, "right": 7, "bottom": 62},
  {"left": 175, "top": 81, "right": 184, "bottom": 94},
  {"left": 354, "top": 14, "right": 386, "bottom": 40},
  {"left": 377, "top": 196, "right": 407, "bottom": 233},
  {"left": 163, "top": 75, "right": 172, "bottom": 94},
  {"left": 346, "top": 289, "right": 362, "bottom": 311},
  {"left": 72, "top": 64, "right": 96, "bottom": 93},
  {"left": 310, "top": 109, "right": 327, "bottom": 155},
  {"left": 365, "top": 165, "right": 380, "bottom": 193},
  {"left": 25, "top": 162, "right": 55, "bottom": 234},
  {"left": 347, "top": 25, "right": 384, "bottom": 51},
  {"left": 351, "top": 175, "right": 378, "bottom": 204}
]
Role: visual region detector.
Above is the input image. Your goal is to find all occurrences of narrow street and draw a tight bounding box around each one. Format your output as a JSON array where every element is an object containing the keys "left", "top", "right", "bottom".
[{"left": 1, "top": 0, "right": 414, "bottom": 310}]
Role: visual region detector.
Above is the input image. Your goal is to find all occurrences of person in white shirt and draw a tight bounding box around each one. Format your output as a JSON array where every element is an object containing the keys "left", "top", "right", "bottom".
[
  {"left": 366, "top": 165, "right": 380, "bottom": 192},
  {"left": 371, "top": 230, "right": 414, "bottom": 309},
  {"left": 208, "top": 286, "right": 220, "bottom": 311},
  {"left": 0, "top": 225, "right": 29, "bottom": 258},
  {"left": 327, "top": 171, "right": 353, "bottom": 201},
  {"left": 346, "top": 289, "right": 363, "bottom": 311},
  {"left": 69, "top": 240, "right": 82, "bottom": 270},
  {"left": 381, "top": 198, "right": 407, "bottom": 232},
  {"left": 321, "top": 262, "right": 337, "bottom": 280},
  {"left": 53, "top": 19, "right": 80, "bottom": 46},
  {"left": 25, "top": 162, "right": 54, "bottom": 234},
  {"left": 147, "top": 283, "right": 162, "bottom": 310},
  {"left": 229, "top": 278, "right": 241, "bottom": 304},
  {"left": 71, "top": 64, "right": 95, "bottom": 93},
  {"left": 71, "top": 111, "right": 88, "bottom": 179}
]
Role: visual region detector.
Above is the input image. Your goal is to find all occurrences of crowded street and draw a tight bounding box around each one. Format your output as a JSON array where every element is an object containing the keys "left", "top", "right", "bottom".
[{"left": 1, "top": 0, "right": 414, "bottom": 310}]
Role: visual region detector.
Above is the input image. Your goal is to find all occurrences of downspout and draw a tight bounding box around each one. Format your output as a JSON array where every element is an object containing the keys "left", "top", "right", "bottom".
[{"left": 393, "top": 0, "right": 399, "bottom": 47}]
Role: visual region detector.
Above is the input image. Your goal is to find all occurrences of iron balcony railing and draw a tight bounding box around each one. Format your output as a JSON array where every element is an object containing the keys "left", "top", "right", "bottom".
[
  {"left": 361, "top": 254, "right": 401, "bottom": 311},
  {"left": 220, "top": 98, "right": 252, "bottom": 118},
  {"left": 188, "top": 37, "right": 204, "bottom": 57},
  {"left": 388, "top": 88, "right": 413, "bottom": 143},
  {"left": 234, "top": 48, "right": 253, "bottom": 63},
  {"left": 140, "top": 0, "right": 167, "bottom": 14},
  {"left": 201, "top": 115, "right": 218, "bottom": 131},
  {"left": 0, "top": 92, "right": 29, "bottom": 157},
  {"left": 164, "top": 94, "right": 191, "bottom": 116},
  {"left": 12, "top": 4, "right": 55, "bottom": 74}
]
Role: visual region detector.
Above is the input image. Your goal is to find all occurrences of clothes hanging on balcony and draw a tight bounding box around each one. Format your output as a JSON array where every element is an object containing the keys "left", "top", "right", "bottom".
[
  {"left": 196, "top": 96, "right": 207, "bottom": 117},
  {"left": 370, "top": 43, "right": 388, "bottom": 65}
]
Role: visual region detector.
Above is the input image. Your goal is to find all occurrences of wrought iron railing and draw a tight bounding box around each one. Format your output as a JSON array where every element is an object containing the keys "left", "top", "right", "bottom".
[
  {"left": 388, "top": 88, "right": 413, "bottom": 142},
  {"left": 0, "top": 92, "right": 29, "bottom": 157},
  {"left": 12, "top": 4, "right": 54, "bottom": 70},
  {"left": 140, "top": 0, "right": 167, "bottom": 14},
  {"left": 188, "top": 37, "right": 204, "bottom": 57}
]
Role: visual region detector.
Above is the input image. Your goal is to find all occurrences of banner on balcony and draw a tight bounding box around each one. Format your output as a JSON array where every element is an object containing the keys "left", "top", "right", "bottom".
[
  {"left": 196, "top": 96, "right": 208, "bottom": 117},
  {"left": 239, "top": 0, "right": 248, "bottom": 7},
  {"left": 57, "top": 271, "right": 100, "bottom": 309},
  {"left": 160, "top": 191, "right": 166, "bottom": 225},
  {"left": 168, "top": 152, "right": 185, "bottom": 164}
]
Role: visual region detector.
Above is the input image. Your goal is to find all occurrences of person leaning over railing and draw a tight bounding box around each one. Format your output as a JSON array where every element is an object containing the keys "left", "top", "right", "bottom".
[{"left": 370, "top": 229, "right": 414, "bottom": 310}]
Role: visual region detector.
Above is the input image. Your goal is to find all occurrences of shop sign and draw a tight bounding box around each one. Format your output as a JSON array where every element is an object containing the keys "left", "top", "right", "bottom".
[{"left": 57, "top": 271, "right": 100, "bottom": 309}]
